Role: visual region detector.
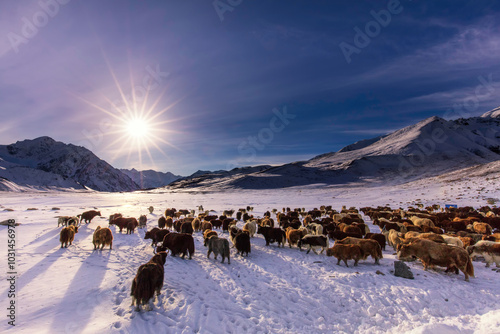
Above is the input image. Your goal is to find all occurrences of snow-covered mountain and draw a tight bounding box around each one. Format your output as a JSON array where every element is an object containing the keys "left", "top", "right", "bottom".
[
  {"left": 3, "top": 107, "right": 500, "bottom": 192},
  {"left": 0, "top": 157, "right": 84, "bottom": 191},
  {"left": 0, "top": 137, "right": 139, "bottom": 192},
  {"left": 120, "top": 168, "right": 181, "bottom": 189},
  {"left": 169, "top": 165, "right": 272, "bottom": 189},
  {"left": 169, "top": 112, "right": 500, "bottom": 190},
  {"left": 481, "top": 106, "right": 500, "bottom": 118},
  {"left": 305, "top": 115, "right": 500, "bottom": 175}
]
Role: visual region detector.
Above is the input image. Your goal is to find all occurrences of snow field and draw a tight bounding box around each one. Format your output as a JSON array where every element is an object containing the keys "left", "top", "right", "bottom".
[{"left": 0, "top": 189, "right": 499, "bottom": 333}]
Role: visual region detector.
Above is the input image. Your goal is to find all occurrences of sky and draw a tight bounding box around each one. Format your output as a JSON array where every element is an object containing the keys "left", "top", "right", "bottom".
[{"left": 1, "top": 0, "right": 500, "bottom": 176}]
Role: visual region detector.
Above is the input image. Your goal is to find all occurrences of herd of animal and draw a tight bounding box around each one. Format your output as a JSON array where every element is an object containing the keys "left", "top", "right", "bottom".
[{"left": 55, "top": 204, "right": 500, "bottom": 311}]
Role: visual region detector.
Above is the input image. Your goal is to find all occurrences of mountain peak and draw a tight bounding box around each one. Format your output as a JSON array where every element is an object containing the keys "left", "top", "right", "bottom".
[
  {"left": 412, "top": 115, "right": 444, "bottom": 128},
  {"left": 33, "top": 136, "right": 56, "bottom": 142},
  {"left": 481, "top": 106, "right": 500, "bottom": 118},
  {"left": 15, "top": 136, "right": 58, "bottom": 147},
  {"left": 0, "top": 137, "right": 139, "bottom": 192}
]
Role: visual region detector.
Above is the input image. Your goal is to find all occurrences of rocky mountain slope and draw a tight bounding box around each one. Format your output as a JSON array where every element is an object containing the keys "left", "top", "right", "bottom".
[
  {"left": 169, "top": 109, "right": 500, "bottom": 190},
  {"left": 120, "top": 168, "right": 181, "bottom": 189},
  {"left": 2, "top": 107, "right": 499, "bottom": 192},
  {"left": 0, "top": 137, "right": 139, "bottom": 192}
]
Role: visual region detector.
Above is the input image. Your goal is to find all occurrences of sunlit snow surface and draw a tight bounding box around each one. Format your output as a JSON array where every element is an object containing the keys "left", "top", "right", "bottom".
[{"left": 1, "top": 172, "right": 499, "bottom": 334}]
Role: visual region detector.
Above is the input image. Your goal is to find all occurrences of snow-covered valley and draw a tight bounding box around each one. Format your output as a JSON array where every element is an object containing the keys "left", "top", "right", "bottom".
[{"left": 1, "top": 172, "right": 499, "bottom": 334}]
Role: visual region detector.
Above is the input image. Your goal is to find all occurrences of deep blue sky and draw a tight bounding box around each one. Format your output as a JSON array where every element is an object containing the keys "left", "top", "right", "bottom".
[{"left": 1, "top": 0, "right": 500, "bottom": 175}]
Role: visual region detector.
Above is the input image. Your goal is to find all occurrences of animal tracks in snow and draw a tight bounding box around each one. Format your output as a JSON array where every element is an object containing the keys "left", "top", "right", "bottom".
[{"left": 3, "top": 191, "right": 500, "bottom": 334}]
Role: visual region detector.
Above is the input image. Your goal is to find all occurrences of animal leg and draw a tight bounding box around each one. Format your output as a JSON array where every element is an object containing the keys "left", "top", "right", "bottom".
[
  {"left": 336, "top": 258, "right": 341, "bottom": 265},
  {"left": 461, "top": 268, "right": 470, "bottom": 282},
  {"left": 344, "top": 259, "right": 349, "bottom": 267}
]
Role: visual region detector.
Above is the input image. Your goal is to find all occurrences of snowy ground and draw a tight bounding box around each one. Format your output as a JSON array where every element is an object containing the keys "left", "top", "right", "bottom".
[{"left": 1, "top": 178, "right": 500, "bottom": 334}]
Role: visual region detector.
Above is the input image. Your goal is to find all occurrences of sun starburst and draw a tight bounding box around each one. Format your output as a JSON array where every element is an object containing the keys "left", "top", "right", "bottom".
[{"left": 70, "top": 55, "right": 186, "bottom": 169}]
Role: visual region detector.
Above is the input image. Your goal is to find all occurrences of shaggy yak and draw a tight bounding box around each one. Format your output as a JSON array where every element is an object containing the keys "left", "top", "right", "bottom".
[
  {"left": 57, "top": 216, "right": 70, "bottom": 227},
  {"left": 336, "top": 237, "right": 383, "bottom": 264},
  {"left": 93, "top": 226, "right": 113, "bottom": 250},
  {"left": 144, "top": 228, "right": 170, "bottom": 247},
  {"left": 398, "top": 239, "right": 474, "bottom": 281},
  {"left": 298, "top": 235, "right": 329, "bottom": 254},
  {"left": 326, "top": 244, "right": 363, "bottom": 267},
  {"left": 467, "top": 240, "right": 500, "bottom": 268},
  {"left": 110, "top": 217, "right": 138, "bottom": 233},
  {"left": 60, "top": 225, "right": 78, "bottom": 248},
  {"left": 257, "top": 226, "right": 286, "bottom": 247},
  {"left": 79, "top": 210, "right": 101, "bottom": 224},
  {"left": 127, "top": 219, "right": 139, "bottom": 234},
  {"left": 130, "top": 251, "right": 168, "bottom": 311},
  {"left": 206, "top": 236, "right": 231, "bottom": 264},
  {"left": 157, "top": 233, "right": 195, "bottom": 259},
  {"left": 139, "top": 215, "right": 147, "bottom": 229},
  {"left": 203, "top": 230, "right": 218, "bottom": 247},
  {"left": 165, "top": 216, "right": 174, "bottom": 230},
  {"left": 158, "top": 216, "right": 167, "bottom": 229},
  {"left": 58, "top": 216, "right": 79, "bottom": 227},
  {"left": 109, "top": 213, "right": 122, "bottom": 224},
  {"left": 234, "top": 231, "right": 251, "bottom": 257}
]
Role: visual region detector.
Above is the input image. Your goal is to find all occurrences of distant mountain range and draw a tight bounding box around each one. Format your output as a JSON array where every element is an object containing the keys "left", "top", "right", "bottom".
[
  {"left": 168, "top": 108, "right": 500, "bottom": 190},
  {"left": 1, "top": 107, "right": 499, "bottom": 192},
  {"left": 0, "top": 137, "right": 180, "bottom": 192},
  {"left": 120, "top": 168, "right": 181, "bottom": 190}
]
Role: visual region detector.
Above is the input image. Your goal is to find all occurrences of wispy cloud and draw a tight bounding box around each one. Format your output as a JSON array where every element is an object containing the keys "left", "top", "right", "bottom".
[{"left": 338, "top": 18, "right": 500, "bottom": 88}]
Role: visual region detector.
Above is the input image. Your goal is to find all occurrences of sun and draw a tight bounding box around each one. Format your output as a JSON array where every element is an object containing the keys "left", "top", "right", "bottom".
[
  {"left": 70, "top": 54, "right": 186, "bottom": 169},
  {"left": 125, "top": 116, "right": 150, "bottom": 139}
]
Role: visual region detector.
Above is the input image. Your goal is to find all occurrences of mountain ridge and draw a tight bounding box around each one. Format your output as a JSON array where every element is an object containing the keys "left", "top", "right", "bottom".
[
  {"left": 0, "top": 137, "right": 138, "bottom": 192},
  {"left": 168, "top": 113, "right": 500, "bottom": 190},
  {"left": 120, "top": 168, "right": 182, "bottom": 189},
  {"left": 1, "top": 107, "right": 500, "bottom": 192}
]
